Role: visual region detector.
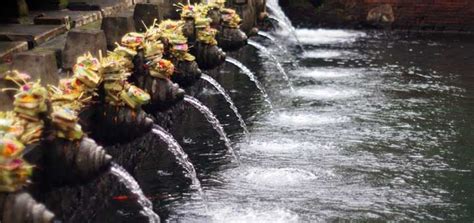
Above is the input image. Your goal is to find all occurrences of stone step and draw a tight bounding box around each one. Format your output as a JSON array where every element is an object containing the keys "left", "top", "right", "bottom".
[
  {"left": 30, "top": 10, "right": 102, "bottom": 28},
  {"left": 0, "top": 24, "right": 67, "bottom": 48}
]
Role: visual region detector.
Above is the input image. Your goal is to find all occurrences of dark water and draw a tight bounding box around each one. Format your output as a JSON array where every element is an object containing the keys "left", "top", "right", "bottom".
[{"left": 159, "top": 28, "right": 474, "bottom": 222}]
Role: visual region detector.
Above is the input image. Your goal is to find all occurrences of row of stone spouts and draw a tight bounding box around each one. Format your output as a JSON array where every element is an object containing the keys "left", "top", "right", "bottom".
[{"left": 0, "top": 0, "right": 270, "bottom": 222}]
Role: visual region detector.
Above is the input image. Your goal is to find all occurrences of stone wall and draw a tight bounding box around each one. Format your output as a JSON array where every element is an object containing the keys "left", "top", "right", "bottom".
[{"left": 280, "top": 0, "right": 474, "bottom": 31}]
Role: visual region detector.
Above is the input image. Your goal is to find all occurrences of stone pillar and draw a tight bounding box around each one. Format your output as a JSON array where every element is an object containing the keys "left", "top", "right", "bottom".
[
  {"left": 62, "top": 29, "right": 107, "bottom": 70},
  {"left": 101, "top": 14, "right": 136, "bottom": 50}
]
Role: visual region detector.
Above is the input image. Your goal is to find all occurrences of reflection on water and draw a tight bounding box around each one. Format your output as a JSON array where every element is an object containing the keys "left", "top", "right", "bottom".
[{"left": 161, "top": 29, "right": 474, "bottom": 222}]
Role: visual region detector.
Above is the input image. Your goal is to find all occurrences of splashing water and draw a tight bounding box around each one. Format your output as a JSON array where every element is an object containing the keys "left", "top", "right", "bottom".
[
  {"left": 201, "top": 74, "right": 250, "bottom": 140},
  {"left": 167, "top": 7, "right": 474, "bottom": 221},
  {"left": 265, "top": 1, "right": 293, "bottom": 28},
  {"left": 183, "top": 95, "right": 238, "bottom": 161},
  {"left": 257, "top": 31, "right": 288, "bottom": 53},
  {"left": 225, "top": 57, "right": 273, "bottom": 108},
  {"left": 267, "top": 15, "right": 292, "bottom": 33},
  {"left": 247, "top": 40, "right": 295, "bottom": 91},
  {"left": 266, "top": 0, "right": 304, "bottom": 45},
  {"left": 110, "top": 163, "right": 160, "bottom": 223},
  {"left": 151, "top": 125, "right": 202, "bottom": 190}
]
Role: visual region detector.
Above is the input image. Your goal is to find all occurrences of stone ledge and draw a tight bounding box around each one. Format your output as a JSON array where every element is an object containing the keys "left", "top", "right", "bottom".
[
  {"left": 30, "top": 10, "right": 103, "bottom": 28},
  {"left": 0, "top": 41, "right": 28, "bottom": 61},
  {"left": 0, "top": 24, "right": 68, "bottom": 48}
]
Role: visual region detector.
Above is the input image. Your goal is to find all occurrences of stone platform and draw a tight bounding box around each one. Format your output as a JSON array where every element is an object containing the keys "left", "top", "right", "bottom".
[{"left": 0, "top": 0, "right": 136, "bottom": 61}]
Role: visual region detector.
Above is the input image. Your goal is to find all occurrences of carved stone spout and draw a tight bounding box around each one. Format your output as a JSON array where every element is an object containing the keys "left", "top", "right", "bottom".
[
  {"left": 89, "top": 105, "right": 154, "bottom": 145},
  {"left": 131, "top": 50, "right": 186, "bottom": 110},
  {"left": 41, "top": 137, "right": 112, "bottom": 186},
  {"left": 171, "top": 59, "right": 202, "bottom": 88},
  {"left": 192, "top": 42, "right": 226, "bottom": 70},
  {"left": 0, "top": 191, "right": 55, "bottom": 223},
  {"left": 217, "top": 27, "right": 248, "bottom": 51}
]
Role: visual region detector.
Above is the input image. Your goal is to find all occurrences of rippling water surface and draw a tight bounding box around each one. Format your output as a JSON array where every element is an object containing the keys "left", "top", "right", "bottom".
[{"left": 161, "top": 29, "right": 474, "bottom": 222}]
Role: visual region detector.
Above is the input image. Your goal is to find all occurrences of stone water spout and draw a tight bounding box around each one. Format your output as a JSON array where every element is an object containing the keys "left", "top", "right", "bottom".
[
  {"left": 204, "top": 6, "right": 248, "bottom": 51},
  {"left": 191, "top": 41, "right": 227, "bottom": 70},
  {"left": 39, "top": 137, "right": 112, "bottom": 187},
  {"left": 131, "top": 50, "right": 186, "bottom": 111},
  {"left": 179, "top": 4, "right": 226, "bottom": 70},
  {"left": 0, "top": 192, "right": 55, "bottom": 223},
  {"left": 157, "top": 20, "right": 204, "bottom": 88},
  {"left": 86, "top": 105, "right": 154, "bottom": 145},
  {"left": 217, "top": 26, "right": 248, "bottom": 51},
  {"left": 170, "top": 59, "right": 203, "bottom": 88}
]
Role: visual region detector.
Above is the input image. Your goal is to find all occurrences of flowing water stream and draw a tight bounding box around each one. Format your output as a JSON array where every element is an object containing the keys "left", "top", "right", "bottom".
[
  {"left": 257, "top": 31, "right": 276, "bottom": 42},
  {"left": 151, "top": 126, "right": 201, "bottom": 190},
  {"left": 266, "top": 0, "right": 305, "bottom": 50},
  {"left": 257, "top": 31, "right": 288, "bottom": 53},
  {"left": 109, "top": 163, "right": 160, "bottom": 223},
  {"left": 247, "top": 40, "right": 294, "bottom": 90},
  {"left": 225, "top": 56, "right": 272, "bottom": 108},
  {"left": 183, "top": 95, "right": 238, "bottom": 161},
  {"left": 200, "top": 74, "right": 250, "bottom": 139},
  {"left": 164, "top": 12, "right": 474, "bottom": 223}
]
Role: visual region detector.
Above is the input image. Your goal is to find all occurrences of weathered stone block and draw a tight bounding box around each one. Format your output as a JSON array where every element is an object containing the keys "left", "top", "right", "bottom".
[
  {"left": 34, "top": 15, "right": 72, "bottom": 30},
  {"left": 133, "top": 3, "right": 160, "bottom": 32},
  {"left": 101, "top": 14, "right": 136, "bottom": 49},
  {"left": 12, "top": 50, "right": 59, "bottom": 85},
  {"left": 62, "top": 29, "right": 107, "bottom": 69}
]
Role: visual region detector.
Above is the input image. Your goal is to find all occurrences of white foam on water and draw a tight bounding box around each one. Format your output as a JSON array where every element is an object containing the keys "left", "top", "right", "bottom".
[
  {"left": 302, "top": 50, "right": 343, "bottom": 58},
  {"left": 294, "top": 68, "right": 359, "bottom": 79},
  {"left": 243, "top": 139, "right": 307, "bottom": 154},
  {"left": 302, "top": 50, "right": 361, "bottom": 59},
  {"left": 238, "top": 137, "right": 342, "bottom": 160},
  {"left": 273, "top": 112, "right": 351, "bottom": 127},
  {"left": 288, "top": 87, "right": 360, "bottom": 100},
  {"left": 296, "top": 29, "right": 366, "bottom": 45},
  {"left": 210, "top": 206, "right": 299, "bottom": 223},
  {"left": 242, "top": 167, "right": 322, "bottom": 187}
]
